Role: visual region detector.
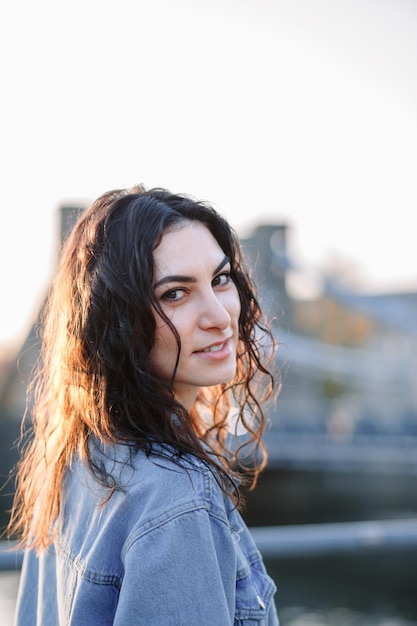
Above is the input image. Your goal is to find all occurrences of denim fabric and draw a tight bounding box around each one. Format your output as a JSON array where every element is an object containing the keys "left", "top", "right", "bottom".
[{"left": 15, "top": 444, "right": 279, "bottom": 625}]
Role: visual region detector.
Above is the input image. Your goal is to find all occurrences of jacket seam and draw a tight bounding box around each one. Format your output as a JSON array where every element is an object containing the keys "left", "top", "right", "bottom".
[
  {"left": 57, "top": 539, "right": 123, "bottom": 587},
  {"left": 122, "top": 499, "right": 230, "bottom": 559}
]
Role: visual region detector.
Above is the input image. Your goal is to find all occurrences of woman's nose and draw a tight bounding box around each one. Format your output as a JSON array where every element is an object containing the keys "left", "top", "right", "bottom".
[{"left": 199, "top": 292, "right": 231, "bottom": 330}]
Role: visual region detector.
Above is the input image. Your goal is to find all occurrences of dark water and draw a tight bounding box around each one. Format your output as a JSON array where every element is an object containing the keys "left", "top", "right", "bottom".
[
  {"left": 278, "top": 607, "right": 417, "bottom": 625},
  {"left": 266, "top": 549, "right": 417, "bottom": 625},
  {"left": 239, "top": 465, "right": 417, "bottom": 624}
]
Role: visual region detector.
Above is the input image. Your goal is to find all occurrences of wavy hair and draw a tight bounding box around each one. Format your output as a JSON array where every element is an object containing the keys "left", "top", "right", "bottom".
[{"left": 8, "top": 185, "right": 277, "bottom": 551}]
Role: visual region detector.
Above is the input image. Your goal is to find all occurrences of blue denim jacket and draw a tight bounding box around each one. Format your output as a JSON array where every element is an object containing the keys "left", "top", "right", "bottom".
[{"left": 15, "top": 444, "right": 279, "bottom": 625}]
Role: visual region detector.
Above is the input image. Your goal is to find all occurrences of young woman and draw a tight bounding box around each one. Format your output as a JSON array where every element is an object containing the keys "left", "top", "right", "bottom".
[{"left": 9, "top": 185, "right": 280, "bottom": 625}]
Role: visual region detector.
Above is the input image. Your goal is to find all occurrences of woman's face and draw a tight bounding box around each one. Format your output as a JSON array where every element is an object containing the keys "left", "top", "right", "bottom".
[{"left": 150, "top": 221, "right": 241, "bottom": 410}]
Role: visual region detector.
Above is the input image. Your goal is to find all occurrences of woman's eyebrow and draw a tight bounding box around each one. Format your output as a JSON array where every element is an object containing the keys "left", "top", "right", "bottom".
[
  {"left": 154, "top": 255, "right": 230, "bottom": 289},
  {"left": 213, "top": 255, "right": 231, "bottom": 276},
  {"left": 154, "top": 274, "right": 196, "bottom": 289}
]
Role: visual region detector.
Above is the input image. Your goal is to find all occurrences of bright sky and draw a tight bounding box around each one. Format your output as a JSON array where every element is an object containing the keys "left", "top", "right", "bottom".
[{"left": 1, "top": 0, "right": 416, "bottom": 351}]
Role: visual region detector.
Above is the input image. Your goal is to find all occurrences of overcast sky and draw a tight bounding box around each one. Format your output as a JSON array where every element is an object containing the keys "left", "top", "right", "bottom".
[{"left": 1, "top": 0, "right": 416, "bottom": 350}]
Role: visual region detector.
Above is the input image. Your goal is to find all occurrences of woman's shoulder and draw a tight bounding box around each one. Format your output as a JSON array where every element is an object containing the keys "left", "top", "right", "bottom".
[
  {"left": 67, "top": 441, "right": 230, "bottom": 528},
  {"left": 58, "top": 442, "right": 232, "bottom": 571}
]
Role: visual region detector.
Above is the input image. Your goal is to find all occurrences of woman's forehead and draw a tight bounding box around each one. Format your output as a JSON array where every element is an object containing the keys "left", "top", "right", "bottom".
[{"left": 153, "top": 222, "right": 225, "bottom": 278}]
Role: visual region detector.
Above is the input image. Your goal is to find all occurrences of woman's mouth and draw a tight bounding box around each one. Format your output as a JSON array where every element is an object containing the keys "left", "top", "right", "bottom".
[
  {"left": 194, "top": 339, "right": 233, "bottom": 359},
  {"left": 202, "top": 342, "right": 227, "bottom": 353}
]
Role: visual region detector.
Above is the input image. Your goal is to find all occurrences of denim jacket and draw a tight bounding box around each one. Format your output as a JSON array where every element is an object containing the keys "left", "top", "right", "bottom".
[{"left": 15, "top": 443, "right": 279, "bottom": 625}]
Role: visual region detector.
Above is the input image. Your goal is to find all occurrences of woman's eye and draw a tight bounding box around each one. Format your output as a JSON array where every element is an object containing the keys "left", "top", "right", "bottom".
[
  {"left": 161, "top": 288, "right": 184, "bottom": 302},
  {"left": 213, "top": 272, "right": 232, "bottom": 287}
]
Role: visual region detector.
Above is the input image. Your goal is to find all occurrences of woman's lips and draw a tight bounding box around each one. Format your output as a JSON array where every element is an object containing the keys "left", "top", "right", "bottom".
[
  {"left": 194, "top": 339, "right": 232, "bottom": 359},
  {"left": 202, "top": 342, "right": 227, "bottom": 353}
]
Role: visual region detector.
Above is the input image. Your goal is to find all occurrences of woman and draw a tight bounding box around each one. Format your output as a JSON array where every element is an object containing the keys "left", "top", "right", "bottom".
[{"left": 9, "top": 185, "right": 280, "bottom": 625}]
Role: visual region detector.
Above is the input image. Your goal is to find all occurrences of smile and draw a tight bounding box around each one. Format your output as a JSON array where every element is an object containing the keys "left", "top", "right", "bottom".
[
  {"left": 202, "top": 342, "right": 227, "bottom": 353},
  {"left": 194, "top": 339, "right": 233, "bottom": 360}
]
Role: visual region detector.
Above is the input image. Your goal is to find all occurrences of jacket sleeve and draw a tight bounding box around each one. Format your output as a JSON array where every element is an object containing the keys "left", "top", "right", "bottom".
[{"left": 113, "top": 506, "right": 237, "bottom": 625}]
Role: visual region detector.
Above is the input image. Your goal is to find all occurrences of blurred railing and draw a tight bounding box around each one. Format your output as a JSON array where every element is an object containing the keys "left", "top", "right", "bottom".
[
  {"left": 2, "top": 517, "right": 417, "bottom": 571},
  {"left": 251, "top": 517, "right": 417, "bottom": 558}
]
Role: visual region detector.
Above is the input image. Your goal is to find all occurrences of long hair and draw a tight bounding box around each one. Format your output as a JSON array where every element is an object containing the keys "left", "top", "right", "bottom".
[{"left": 8, "top": 185, "right": 277, "bottom": 551}]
